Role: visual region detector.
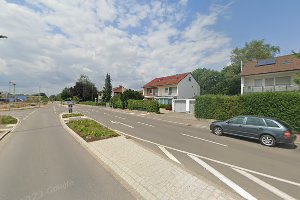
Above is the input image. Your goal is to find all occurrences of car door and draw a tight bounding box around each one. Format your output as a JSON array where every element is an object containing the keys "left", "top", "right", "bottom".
[
  {"left": 224, "top": 117, "right": 246, "bottom": 135},
  {"left": 244, "top": 117, "right": 267, "bottom": 138}
]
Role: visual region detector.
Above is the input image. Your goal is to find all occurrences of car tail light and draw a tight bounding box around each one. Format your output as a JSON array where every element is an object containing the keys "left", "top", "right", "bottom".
[{"left": 283, "top": 131, "right": 292, "bottom": 138}]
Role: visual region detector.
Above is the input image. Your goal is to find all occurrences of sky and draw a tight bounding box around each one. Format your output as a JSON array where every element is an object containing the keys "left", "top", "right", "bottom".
[{"left": 0, "top": 0, "right": 300, "bottom": 95}]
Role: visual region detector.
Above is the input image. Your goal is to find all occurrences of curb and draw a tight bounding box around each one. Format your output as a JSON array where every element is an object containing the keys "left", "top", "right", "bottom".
[
  {"left": 59, "top": 113, "right": 146, "bottom": 200},
  {"left": 0, "top": 117, "right": 20, "bottom": 141}
]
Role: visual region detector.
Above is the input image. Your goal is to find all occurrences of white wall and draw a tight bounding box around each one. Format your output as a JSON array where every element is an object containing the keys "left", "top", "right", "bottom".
[
  {"left": 158, "top": 85, "right": 177, "bottom": 96},
  {"left": 177, "top": 74, "right": 200, "bottom": 99}
]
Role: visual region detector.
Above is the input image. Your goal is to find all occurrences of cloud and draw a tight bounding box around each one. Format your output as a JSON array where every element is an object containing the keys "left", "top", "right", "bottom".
[{"left": 0, "top": 0, "right": 232, "bottom": 94}]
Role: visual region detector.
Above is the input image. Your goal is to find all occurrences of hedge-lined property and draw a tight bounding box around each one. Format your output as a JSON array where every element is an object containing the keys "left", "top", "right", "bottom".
[
  {"left": 195, "top": 92, "right": 300, "bottom": 130},
  {"left": 79, "top": 101, "right": 106, "bottom": 106},
  {"left": 128, "top": 100, "right": 159, "bottom": 113}
]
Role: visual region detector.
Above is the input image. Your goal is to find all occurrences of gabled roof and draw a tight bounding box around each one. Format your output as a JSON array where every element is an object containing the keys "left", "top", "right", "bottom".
[
  {"left": 143, "top": 73, "right": 190, "bottom": 88},
  {"left": 113, "top": 85, "right": 125, "bottom": 93},
  {"left": 241, "top": 54, "right": 300, "bottom": 76}
]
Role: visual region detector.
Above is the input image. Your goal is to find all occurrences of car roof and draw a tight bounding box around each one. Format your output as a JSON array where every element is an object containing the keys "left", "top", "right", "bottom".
[{"left": 235, "top": 115, "right": 277, "bottom": 121}]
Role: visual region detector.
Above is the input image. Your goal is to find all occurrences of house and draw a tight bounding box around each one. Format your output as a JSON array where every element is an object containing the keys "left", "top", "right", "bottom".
[
  {"left": 142, "top": 72, "right": 200, "bottom": 104},
  {"left": 112, "top": 85, "right": 126, "bottom": 96},
  {"left": 241, "top": 54, "right": 300, "bottom": 94}
]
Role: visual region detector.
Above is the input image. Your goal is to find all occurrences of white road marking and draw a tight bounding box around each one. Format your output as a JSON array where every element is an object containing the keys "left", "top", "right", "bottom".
[
  {"left": 110, "top": 120, "right": 134, "bottom": 128},
  {"left": 158, "top": 146, "right": 181, "bottom": 164},
  {"left": 112, "top": 129, "right": 300, "bottom": 187},
  {"left": 22, "top": 109, "right": 38, "bottom": 120},
  {"left": 129, "top": 113, "right": 135, "bottom": 115},
  {"left": 115, "top": 116, "right": 126, "bottom": 120},
  {"left": 139, "top": 114, "right": 146, "bottom": 116},
  {"left": 233, "top": 168, "right": 297, "bottom": 200},
  {"left": 181, "top": 133, "right": 228, "bottom": 147},
  {"left": 137, "top": 122, "right": 154, "bottom": 127},
  {"left": 5, "top": 124, "right": 15, "bottom": 127},
  {"left": 188, "top": 154, "right": 257, "bottom": 200}
]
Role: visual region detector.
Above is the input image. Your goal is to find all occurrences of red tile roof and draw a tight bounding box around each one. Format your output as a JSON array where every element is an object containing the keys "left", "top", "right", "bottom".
[
  {"left": 143, "top": 73, "right": 190, "bottom": 88},
  {"left": 113, "top": 85, "right": 125, "bottom": 93},
  {"left": 241, "top": 54, "right": 300, "bottom": 76}
]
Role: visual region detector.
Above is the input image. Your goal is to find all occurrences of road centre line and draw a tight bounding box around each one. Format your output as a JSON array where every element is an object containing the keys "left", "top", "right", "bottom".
[
  {"left": 188, "top": 154, "right": 256, "bottom": 200},
  {"left": 233, "top": 168, "right": 297, "bottom": 200},
  {"left": 137, "top": 122, "right": 154, "bottom": 127},
  {"left": 158, "top": 146, "right": 181, "bottom": 164},
  {"left": 181, "top": 133, "right": 228, "bottom": 147},
  {"left": 115, "top": 116, "right": 126, "bottom": 120},
  {"left": 22, "top": 109, "right": 38, "bottom": 120},
  {"left": 110, "top": 120, "right": 134, "bottom": 129},
  {"left": 110, "top": 129, "right": 300, "bottom": 187}
]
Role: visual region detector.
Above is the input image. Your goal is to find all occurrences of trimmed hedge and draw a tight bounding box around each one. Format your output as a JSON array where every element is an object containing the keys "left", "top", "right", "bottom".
[
  {"left": 195, "top": 92, "right": 300, "bottom": 130},
  {"left": 128, "top": 100, "right": 159, "bottom": 113},
  {"left": 79, "top": 101, "right": 106, "bottom": 106}
]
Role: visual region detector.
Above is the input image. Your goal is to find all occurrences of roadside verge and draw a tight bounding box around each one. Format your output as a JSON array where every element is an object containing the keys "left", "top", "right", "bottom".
[
  {"left": 0, "top": 117, "right": 20, "bottom": 141},
  {"left": 59, "top": 113, "right": 237, "bottom": 200}
]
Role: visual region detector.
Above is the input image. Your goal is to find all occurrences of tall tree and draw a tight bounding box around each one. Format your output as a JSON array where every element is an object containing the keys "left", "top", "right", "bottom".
[
  {"left": 70, "top": 75, "right": 98, "bottom": 101},
  {"left": 61, "top": 87, "right": 72, "bottom": 100},
  {"left": 102, "top": 73, "right": 112, "bottom": 102}
]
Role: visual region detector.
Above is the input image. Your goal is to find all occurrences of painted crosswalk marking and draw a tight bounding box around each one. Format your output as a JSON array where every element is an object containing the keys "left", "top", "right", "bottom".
[
  {"left": 188, "top": 154, "right": 257, "bottom": 200},
  {"left": 233, "top": 168, "right": 297, "bottom": 200},
  {"left": 158, "top": 146, "right": 181, "bottom": 164}
]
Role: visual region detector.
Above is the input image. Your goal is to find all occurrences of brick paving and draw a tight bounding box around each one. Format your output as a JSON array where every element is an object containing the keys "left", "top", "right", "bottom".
[{"left": 90, "top": 136, "right": 237, "bottom": 200}]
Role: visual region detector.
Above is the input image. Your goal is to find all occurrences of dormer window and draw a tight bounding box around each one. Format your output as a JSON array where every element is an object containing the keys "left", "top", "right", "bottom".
[{"left": 188, "top": 77, "right": 191, "bottom": 81}]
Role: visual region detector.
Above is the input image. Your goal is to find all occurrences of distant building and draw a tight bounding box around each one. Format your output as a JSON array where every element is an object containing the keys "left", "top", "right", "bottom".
[{"left": 112, "top": 85, "right": 127, "bottom": 96}]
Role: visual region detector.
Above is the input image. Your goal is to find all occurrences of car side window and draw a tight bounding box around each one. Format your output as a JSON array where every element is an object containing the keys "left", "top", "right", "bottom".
[
  {"left": 245, "top": 117, "right": 266, "bottom": 126},
  {"left": 228, "top": 117, "right": 245, "bottom": 125},
  {"left": 265, "top": 119, "right": 280, "bottom": 128}
]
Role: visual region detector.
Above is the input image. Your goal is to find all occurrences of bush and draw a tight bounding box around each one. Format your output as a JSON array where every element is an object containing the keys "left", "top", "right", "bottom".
[
  {"left": 0, "top": 115, "right": 17, "bottom": 124},
  {"left": 79, "top": 101, "right": 106, "bottom": 106},
  {"left": 195, "top": 92, "right": 300, "bottom": 130},
  {"left": 128, "top": 100, "right": 159, "bottom": 113},
  {"left": 165, "top": 104, "right": 172, "bottom": 110}
]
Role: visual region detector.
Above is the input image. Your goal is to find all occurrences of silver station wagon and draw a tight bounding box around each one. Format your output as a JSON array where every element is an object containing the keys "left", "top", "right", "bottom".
[{"left": 210, "top": 116, "right": 297, "bottom": 146}]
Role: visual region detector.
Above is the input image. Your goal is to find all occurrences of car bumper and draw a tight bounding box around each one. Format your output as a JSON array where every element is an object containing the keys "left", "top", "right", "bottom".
[{"left": 278, "top": 134, "right": 297, "bottom": 144}]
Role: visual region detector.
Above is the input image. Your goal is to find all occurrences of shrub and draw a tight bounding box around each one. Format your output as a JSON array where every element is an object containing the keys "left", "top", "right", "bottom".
[
  {"left": 0, "top": 115, "right": 17, "bottom": 124},
  {"left": 165, "top": 104, "right": 172, "bottom": 111},
  {"left": 195, "top": 92, "right": 300, "bottom": 130},
  {"left": 128, "top": 100, "right": 159, "bottom": 113}
]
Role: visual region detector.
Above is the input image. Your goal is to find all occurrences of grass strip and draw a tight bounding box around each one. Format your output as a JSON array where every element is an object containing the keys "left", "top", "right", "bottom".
[
  {"left": 0, "top": 115, "right": 17, "bottom": 124},
  {"left": 67, "top": 119, "right": 119, "bottom": 142},
  {"left": 62, "top": 113, "right": 83, "bottom": 118}
]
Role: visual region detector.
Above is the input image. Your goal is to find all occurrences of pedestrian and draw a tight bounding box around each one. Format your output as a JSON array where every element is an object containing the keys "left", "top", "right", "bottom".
[{"left": 68, "top": 103, "right": 73, "bottom": 113}]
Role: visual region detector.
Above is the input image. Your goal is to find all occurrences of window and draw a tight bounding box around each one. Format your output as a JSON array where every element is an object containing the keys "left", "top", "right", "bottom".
[
  {"left": 246, "top": 117, "right": 266, "bottom": 126},
  {"left": 265, "top": 78, "right": 274, "bottom": 86},
  {"left": 165, "top": 88, "right": 168, "bottom": 93},
  {"left": 275, "top": 76, "right": 291, "bottom": 85},
  {"left": 265, "top": 119, "right": 280, "bottom": 128},
  {"left": 254, "top": 79, "right": 263, "bottom": 87},
  {"left": 168, "top": 87, "right": 172, "bottom": 95},
  {"left": 228, "top": 117, "right": 245, "bottom": 125},
  {"left": 149, "top": 89, "right": 152, "bottom": 93},
  {"left": 189, "top": 77, "right": 191, "bottom": 81}
]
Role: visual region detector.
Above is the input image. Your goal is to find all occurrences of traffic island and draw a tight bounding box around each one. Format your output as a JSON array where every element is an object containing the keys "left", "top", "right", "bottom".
[
  {"left": 0, "top": 115, "right": 19, "bottom": 141},
  {"left": 59, "top": 113, "right": 237, "bottom": 200}
]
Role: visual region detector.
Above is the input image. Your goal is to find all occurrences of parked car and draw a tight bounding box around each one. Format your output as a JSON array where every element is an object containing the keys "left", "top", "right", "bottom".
[{"left": 210, "top": 116, "right": 297, "bottom": 146}]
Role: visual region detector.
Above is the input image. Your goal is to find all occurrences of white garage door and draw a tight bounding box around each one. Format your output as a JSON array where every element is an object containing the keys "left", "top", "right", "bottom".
[{"left": 174, "top": 100, "right": 186, "bottom": 112}]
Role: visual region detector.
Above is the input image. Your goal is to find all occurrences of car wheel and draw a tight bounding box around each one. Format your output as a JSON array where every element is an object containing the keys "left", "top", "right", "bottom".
[
  {"left": 260, "top": 134, "right": 276, "bottom": 147},
  {"left": 213, "top": 126, "right": 223, "bottom": 136}
]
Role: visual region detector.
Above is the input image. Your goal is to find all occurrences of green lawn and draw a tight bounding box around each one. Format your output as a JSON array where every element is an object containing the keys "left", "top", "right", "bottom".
[
  {"left": 67, "top": 119, "right": 119, "bottom": 142},
  {"left": 62, "top": 113, "right": 84, "bottom": 118},
  {"left": 0, "top": 115, "right": 17, "bottom": 124}
]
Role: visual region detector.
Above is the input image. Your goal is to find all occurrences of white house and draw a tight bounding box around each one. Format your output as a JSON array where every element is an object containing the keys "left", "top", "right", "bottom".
[
  {"left": 241, "top": 54, "right": 300, "bottom": 94},
  {"left": 142, "top": 72, "right": 200, "bottom": 104}
]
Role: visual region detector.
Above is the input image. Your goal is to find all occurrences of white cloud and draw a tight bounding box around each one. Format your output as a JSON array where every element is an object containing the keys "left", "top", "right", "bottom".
[{"left": 0, "top": 0, "right": 232, "bottom": 95}]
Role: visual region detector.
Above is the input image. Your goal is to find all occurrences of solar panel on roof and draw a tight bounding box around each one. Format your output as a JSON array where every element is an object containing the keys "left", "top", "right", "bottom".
[{"left": 256, "top": 58, "right": 276, "bottom": 66}]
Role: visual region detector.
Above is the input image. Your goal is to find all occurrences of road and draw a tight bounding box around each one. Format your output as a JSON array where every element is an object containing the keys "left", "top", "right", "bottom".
[
  {"left": 0, "top": 106, "right": 135, "bottom": 200},
  {"left": 70, "top": 104, "right": 300, "bottom": 200}
]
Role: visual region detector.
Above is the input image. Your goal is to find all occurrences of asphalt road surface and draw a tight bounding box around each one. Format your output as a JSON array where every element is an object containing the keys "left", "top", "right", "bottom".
[
  {"left": 0, "top": 106, "right": 135, "bottom": 200},
  {"left": 71, "top": 103, "right": 300, "bottom": 200}
]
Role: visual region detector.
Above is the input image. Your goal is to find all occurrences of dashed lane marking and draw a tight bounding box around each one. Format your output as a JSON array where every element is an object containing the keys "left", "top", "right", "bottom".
[
  {"left": 158, "top": 146, "right": 181, "bottom": 164},
  {"left": 137, "top": 122, "right": 154, "bottom": 127},
  {"left": 110, "top": 120, "right": 134, "bottom": 129},
  {"left": 115, "top": 116, "right": 126, "bottom": 120},
  {"left": 181, "top": 133, "right": 228, "bottom": 147}
]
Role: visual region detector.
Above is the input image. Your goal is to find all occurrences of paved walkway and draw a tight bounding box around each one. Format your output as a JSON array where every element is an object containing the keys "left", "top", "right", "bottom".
[{"left": 89, "top": 136, "right": 236, "bottom": 200}]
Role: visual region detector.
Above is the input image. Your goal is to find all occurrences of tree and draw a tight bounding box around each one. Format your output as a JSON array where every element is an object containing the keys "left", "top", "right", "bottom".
[
  {"left": 49, "top": 95, "right": 56, "bottom": 102},
  {"left": 70, "top": 74, "right": 98, "bottom": 101},
  {"left": 121, "top": 89, "right": 144, "bottom": 108},
  {"left": 292, "top": 51, "right": 300, "bottom": 59},
  {"left": 61, "top": 87, "right": 72, "bottom": 100},
  {"left": 102, "top": 73, "right": 112, "bottom": 102}
]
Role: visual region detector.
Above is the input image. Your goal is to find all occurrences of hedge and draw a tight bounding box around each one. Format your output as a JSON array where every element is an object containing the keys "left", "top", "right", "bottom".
[
  {"left": 79, "top": 101, "right": 106, "bottom": 106},
  {"left": 195, "top": 92, "right": 300, "bottom": 130},
  {"left": 128, "top": 100, "right": 159, "bottom": 113}
]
